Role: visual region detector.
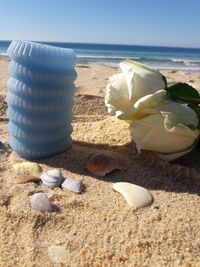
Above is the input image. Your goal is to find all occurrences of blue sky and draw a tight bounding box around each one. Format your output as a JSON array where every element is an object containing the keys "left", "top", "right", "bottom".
[{"left": 0, "top": 0, "right": 200, "bottom": 48}]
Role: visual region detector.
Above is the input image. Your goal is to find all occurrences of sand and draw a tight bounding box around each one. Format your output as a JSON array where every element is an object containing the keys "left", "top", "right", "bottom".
[{"left": 0, "top": 57, "right": 200, "bottom": 267}]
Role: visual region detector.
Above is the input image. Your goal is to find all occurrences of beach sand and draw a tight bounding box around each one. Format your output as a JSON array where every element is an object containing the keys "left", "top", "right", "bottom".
[{"left": 0, "top": 57, "right": 200, "bottom": 266}]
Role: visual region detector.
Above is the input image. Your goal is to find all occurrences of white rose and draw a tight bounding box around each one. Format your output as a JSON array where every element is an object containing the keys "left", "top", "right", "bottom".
[
  {"left": 105, "top": 59, "right": 166, "bottom": 117},
  {"left": 121, "top": 90, "right": 200, "bottom": 161}
]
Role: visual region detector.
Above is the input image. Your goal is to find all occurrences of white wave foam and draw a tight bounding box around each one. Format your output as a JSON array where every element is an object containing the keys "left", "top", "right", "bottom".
[
  {"left": 77, "top": 54, "right": 141, "bottom": 60},
  {"left": 0, "top": 52, "right": 8, "bottom": 57}
]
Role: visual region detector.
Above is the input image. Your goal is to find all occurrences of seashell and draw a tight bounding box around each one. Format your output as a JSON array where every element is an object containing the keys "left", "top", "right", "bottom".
[
  {"left": 13, "top": 162, "right": 42, "bottom": 176},
  {"left": 113, "top": 182, "right": 153, "bottom": 209},
  {"left": 48, "top": 245, "right": 68, "bottom": 263},
  {"left": 62, "top": 178, "right": 83, "bottom": 193},
  {"left": 40, "top": 169, "right": 63, "bottom": 188},
  {"left": 16, "top": 175, "right": 40, "bottom": 184},
  {"left": 86, "top": 152, "right": 127, "bottom": 176},
  {"left": 30, "top": 192, "right": 53, "bottom": 212}
]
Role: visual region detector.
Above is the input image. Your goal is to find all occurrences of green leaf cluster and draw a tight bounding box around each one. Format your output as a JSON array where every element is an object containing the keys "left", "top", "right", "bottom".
[
  {"left": 166, "top": 83, "right": 200, "bottom": 103},
  {"left": 165, "top": 82, "right": 200, "bottom": 121},
  {"left": 165, "top": 81, "right": 200, "bottom": 151}
]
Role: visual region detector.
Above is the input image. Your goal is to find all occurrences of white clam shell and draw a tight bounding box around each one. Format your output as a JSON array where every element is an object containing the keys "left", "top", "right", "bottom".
[
  {"left": 62, "top": 178, "right": 83, "bottom": 193},
  {"left": 113, "top": 182, "right": 153, "bottom": 209},
  {"left": 40, "top": 169, "right": 63, "bottom": 188},
  {"left": 30, "top": 192, "right": 53, "bottom": 212}
]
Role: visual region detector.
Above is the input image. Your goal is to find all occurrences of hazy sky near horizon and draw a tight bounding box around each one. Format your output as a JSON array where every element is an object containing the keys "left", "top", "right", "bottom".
[{"left": 0, "top": 0, "right": 200, "bottom": 48}]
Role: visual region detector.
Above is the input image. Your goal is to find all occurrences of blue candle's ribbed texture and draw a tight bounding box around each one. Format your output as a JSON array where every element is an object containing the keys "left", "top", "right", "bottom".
[{"left": 6, "top": 41, "right": 77, "bottom": 159}]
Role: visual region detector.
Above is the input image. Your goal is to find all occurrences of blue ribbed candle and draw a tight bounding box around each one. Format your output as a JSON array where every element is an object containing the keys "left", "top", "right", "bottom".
[{"left": 6, "top": 41, "right": 77, "bottom": 159}]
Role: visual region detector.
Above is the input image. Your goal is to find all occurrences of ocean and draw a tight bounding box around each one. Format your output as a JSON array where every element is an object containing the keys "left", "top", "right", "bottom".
[{"left": 1, "top": 40, "right": 200, "bottom": 71}]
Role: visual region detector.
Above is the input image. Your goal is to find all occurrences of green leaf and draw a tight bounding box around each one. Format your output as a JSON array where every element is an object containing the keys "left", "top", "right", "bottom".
[
  {"left": 188, "top": 104, "right": 200, "bottom": 128},
  {"left": 166, "top": 82, "right": 200, "bottom": 104},
  {"left": 161, "top": 74, "right": 167, "bottom": 89}
]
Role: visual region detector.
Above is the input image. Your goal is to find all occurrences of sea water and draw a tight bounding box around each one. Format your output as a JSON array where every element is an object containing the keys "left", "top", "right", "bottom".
[{"left": 1, "top": 40, "right": 200, "bottom": 71}]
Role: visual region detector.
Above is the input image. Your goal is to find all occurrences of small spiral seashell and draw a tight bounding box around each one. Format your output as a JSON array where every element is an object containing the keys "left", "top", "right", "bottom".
[{"left": 86, "top": 152, "right": 126, "bottom": 176}]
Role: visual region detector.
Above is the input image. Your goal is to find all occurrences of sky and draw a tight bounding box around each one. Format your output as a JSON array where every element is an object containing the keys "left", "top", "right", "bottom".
[{"left": 0, "top": 0, "right": 200, "bottom": 48}]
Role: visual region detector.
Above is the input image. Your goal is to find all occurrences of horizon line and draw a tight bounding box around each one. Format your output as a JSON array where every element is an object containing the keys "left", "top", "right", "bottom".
[{"left": 1, "top": 39, "right": 200, "bottom": 50}]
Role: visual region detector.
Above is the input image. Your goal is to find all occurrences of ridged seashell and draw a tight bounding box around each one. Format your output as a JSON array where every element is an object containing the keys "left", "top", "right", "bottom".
[
  {"left": 17, "top": 175, "right": 40, "bottom": 184},
  {"left": 113, "top": 182, "right": 153, "bottom": 209},
  {"left": 7, "top": 41, "right": 76, "bottom": 160},
  {"left": 30, "top": 192, "right": 53, "bottom": 212},
  {"left": 13, "top": 162, "right": 42, "bottom": 176},
  {"left": 62, "top": 178, "right": 83, "bottom": 193},
  {"left": 40, "top": 169, "right": 63, "bottom": 188},
  {"left": 86, "top": 152, "right": 127, "bottom": 176}
]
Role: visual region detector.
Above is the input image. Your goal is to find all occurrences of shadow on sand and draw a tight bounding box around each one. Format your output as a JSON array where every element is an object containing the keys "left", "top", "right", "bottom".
[{"left": 36, "top": 140, "right": 200, "bottom": 196}]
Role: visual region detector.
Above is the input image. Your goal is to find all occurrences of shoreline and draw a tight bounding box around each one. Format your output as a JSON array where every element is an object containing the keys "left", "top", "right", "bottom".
[
  {"left": 1, "top": 54, "right": 200, "bottom": 73},
  {"left": 77, "top": 63, "right": 200, "bottom": 73}
]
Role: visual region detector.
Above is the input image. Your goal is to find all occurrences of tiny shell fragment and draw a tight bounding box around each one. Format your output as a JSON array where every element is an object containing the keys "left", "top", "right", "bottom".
[
  {"left": 113, "top": 182, "right": 153, "bottom": 209},
  {"left": 17, "top": 175, "right": 40, "bottom": 184},
  {"left": 86, "top": 152, "right": 126, "bottom": 176}
]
